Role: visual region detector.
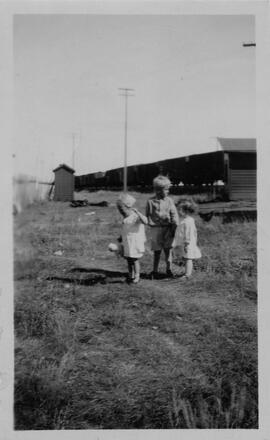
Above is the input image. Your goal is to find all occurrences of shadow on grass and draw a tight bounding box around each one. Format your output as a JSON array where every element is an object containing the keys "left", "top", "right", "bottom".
[
  {"left": 70, "top": 267, "right": 127, "bottom": 277},
  {"left": 70, "top": 267, "right": 181, "bottom": 281},
  {"left": 47, "top": 267, "right": 149, "bottom": 285},
  {"left": 46, "top": 267, "right": 178, "bottom": 285},
  {"left": 47, "top": 274, "right": 108, "bottom": 286}
]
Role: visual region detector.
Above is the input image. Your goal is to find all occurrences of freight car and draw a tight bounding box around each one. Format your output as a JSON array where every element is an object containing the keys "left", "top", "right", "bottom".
[
  {"left": 75, "top": 153, "right": 225, "bottom": 190},
  {"left": 75, "top": 138, "right": 256, "bottom": 201},
  {"left": 75, "top": 171, "right": 107, "bottom": 189}
]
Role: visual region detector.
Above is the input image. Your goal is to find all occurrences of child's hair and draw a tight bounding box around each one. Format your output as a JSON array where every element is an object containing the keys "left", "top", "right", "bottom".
[
  {"left": 117, "top": 193, "right": 136, "bottom": 218},
  {"left": 153, "top": 175, "right": 171, "bottom": 189},
  {"left": 177, "top": 199, "right": 197, "bottom": 214}
]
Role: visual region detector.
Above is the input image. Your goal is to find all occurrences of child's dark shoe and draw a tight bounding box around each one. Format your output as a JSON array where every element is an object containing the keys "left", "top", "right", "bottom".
[
  {"left": 150, "top": 271, "right": 159, "bottom": 280},
  {"left": 166, "top": 270, "right": 175, "bottom": 278}
]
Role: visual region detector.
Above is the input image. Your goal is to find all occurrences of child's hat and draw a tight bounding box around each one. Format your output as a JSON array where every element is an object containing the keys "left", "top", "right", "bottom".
[{"left": 118, "top": 193, "right": 136, "bottom": 208}]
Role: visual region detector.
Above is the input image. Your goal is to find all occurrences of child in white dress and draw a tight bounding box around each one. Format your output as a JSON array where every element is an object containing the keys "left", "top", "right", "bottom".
[
  {"left": 176, "top": 199, "right": 201, "bottom": 279},
  {"left": 116, "top": 193, "right": 148, "bottom": 284}
]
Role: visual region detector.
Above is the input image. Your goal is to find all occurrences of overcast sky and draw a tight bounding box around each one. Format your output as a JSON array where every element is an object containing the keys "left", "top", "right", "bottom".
[{"left": 13, "top": 14, "right": 255, "bottom": 180}]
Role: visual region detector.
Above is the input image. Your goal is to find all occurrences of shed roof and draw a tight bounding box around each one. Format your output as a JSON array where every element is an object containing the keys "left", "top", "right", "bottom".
[
  {"left": 217, "top": 138, "right": 256, "bottom": 152},
  {"left": 53, "top": 164, "right": 75, "bottom": 174}
]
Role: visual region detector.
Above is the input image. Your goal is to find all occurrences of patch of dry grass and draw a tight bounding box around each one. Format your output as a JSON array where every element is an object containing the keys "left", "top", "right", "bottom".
[{"left": 14, "top": 191, "right": 257, "bottom": 429}]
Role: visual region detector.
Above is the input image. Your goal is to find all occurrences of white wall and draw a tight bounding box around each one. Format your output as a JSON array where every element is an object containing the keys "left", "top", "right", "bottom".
[{"left": 13, "top": 175, "right": 53, "bottom": 213}]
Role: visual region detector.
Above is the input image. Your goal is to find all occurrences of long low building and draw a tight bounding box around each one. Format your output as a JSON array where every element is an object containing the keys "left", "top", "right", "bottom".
[{"left": 75, "top": 138, "right": 256, "bottom": 201}]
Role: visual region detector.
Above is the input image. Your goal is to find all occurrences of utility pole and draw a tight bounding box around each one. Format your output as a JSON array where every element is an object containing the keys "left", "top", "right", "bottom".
[
  {"left": 71, "top": 132, "right": 76, "bottom": 170},
  {"left": 118, "top": 88, "right": 135, "bottom": 192},
  {"left": 50, "top": 152, "right": 54, "bottom": 182}
]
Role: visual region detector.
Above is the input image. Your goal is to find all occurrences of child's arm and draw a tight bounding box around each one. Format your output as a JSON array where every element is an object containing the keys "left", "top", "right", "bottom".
[
  {"left": 132, "top": 208, "right": 148, "bottom": 225},
  {"left": 145, "top": 200, "right": 155, "bottom": 226},
  {"left": 169, "top": 200, "right": 179, "bottom": 226},
  {"left": 168, "top": 200, "right": 179, "bottom": 237},
  {"left": 123, "top": 212, "right": 138, "bottom": 225},
  {"left": 183, "top": 221, "right": 192, "bottom": 252}
]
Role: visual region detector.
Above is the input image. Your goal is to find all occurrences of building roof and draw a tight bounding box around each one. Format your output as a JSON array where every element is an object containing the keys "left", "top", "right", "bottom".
[
  {"left": 53, "top": 164, "right": 75, "bottom": 174},
  {"left": 217, "top": 138, "right": 256, "bottom": 152}
]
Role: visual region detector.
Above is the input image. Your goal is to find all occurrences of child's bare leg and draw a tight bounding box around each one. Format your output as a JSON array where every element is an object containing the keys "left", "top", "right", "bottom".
[
  {"left": 131, "top": 261, "right": 135, "bottom": 279},
  {"left": 127, "top": 258, "right": 134, "bottom": 280},
  {"left": 133, "top": 259, "right": 140, "bottom": 283},
  {"left": 134, "top": 259, "right": 140, "bottom": 277},
  {"left": 153, "top": 250, "right": 161, "bottom": 273},
  {"left": 164, "top": 248, "right": 173, "bottom": 274},
  {"left": 185, "top": 259, "right": 193, "bottom": 277}
]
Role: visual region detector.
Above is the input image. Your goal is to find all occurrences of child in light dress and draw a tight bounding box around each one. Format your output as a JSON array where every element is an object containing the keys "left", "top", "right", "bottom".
[
  {"left": 146, "top": 176, "right": 179, "bottom": 278},
  {"left": 176, "top": 199, "right": 201, "bottom": 279},
  {"left": 116, "top": 193, "right": 148, "bottom": 284}
]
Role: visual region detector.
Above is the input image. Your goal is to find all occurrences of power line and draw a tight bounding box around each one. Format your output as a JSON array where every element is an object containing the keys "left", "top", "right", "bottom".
[
  {"left": 118, "top": 88, "right": 135, "bottom": 193},
  {"left": 72, "top": 133, "right": 76, "bottom": 169},
  {"left": 242, "top": 42, "right": 256, "bottom": 47}
]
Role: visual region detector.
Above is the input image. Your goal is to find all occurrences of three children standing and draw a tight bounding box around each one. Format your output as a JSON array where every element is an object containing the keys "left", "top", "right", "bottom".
[{"left": 113, "top": 175, "right": 201, "bottom": 283}]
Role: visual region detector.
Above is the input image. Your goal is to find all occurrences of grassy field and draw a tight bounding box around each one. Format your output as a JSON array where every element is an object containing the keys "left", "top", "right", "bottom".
[{"left": 14, "top": 190, "right": 257, "bottom": 429}]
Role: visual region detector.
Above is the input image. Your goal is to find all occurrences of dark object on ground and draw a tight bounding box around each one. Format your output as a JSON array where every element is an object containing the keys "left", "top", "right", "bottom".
[
  {"left": 89, "top": 201, "right": 109, "bottom": 207},
  {"left": 199, "top": 210, "right": 256, "bottom": 223},
  {"left": 70, "top": 200, "right": 89, "bottom": 207},
  {"left": 199, "top": 201, "right": 256, "bottom": 223},
  {"left": 199, "top": 212, "right": 214, "bottom": 222},
  {"left": 70, "top": 199, "right": 109, "bottom": 208}
]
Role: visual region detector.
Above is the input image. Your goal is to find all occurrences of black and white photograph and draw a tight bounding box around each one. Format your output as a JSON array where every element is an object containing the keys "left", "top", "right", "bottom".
[{"left": 3, "top": 1, "right": 268, "bottom": 435}]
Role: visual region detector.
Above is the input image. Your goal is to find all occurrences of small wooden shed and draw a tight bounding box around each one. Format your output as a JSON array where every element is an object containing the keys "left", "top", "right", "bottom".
[{"left": 53, "top": 164, "right": 75, "bottom": 201}]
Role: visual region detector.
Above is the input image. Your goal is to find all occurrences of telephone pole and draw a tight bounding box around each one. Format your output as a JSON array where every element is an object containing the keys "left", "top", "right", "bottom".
[
  {"left": 71, "top": 132, "right": 80, "bottom": 170},
  {"left": 118, "top": 88, "right": 135, "bottom": 192},
  {"left": 71, "top": 133, "right": 76, "bottom": 170}
]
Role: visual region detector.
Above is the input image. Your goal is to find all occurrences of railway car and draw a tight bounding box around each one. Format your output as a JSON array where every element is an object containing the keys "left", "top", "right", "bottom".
[
  {"left": 93, "top": 171, "right": 107, "bottom": 188},
  {"left": 156, "top": 157, "right": 186, "bottom": 185},
  {"left": 106, "top": 168, "right": 122, "bottom": 187},
  {"left": 134, "top": 162, "right": 161, "bottom": 186},
  {"left": 75, "top": 138, "right": 256, "bottom": 201},
  {"left": 182, "top": 151, "right": 225, "bottom": 185},
  {"left": 126, "top": 165, "right": 140, "bottom": 187}
]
